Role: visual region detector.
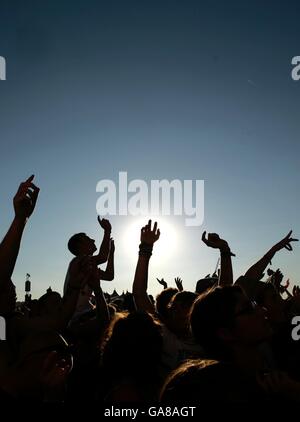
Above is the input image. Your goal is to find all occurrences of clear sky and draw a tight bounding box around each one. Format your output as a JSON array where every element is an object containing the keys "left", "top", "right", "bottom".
[{"left": 0, "top": 0, "right": 299, "bottom": 300}]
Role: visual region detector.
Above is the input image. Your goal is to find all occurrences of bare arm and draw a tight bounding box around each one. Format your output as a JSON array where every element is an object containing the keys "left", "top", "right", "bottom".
[
  {"left": 99, "top": 239, "right": 115, "bottom": 281},
  {"left": 174, "top": 277, "right": 184, "bottom": 291},
  {"left": 202, "top": 231, "right": 234, "bottom": 287},
  {"left": 156, "top": 278, "right": 168, "bottom": 290},
  {"left": 132, "top": 220, "right": 160, "bottom": 314},
  {"left": 0, "top": 176, "right": 39, "bottom": 287},
  {"left": 94, "top": 217, "right": 111, "bottom": 265},
  {"left": 244, "top": 231, "right": 298, "bottom": 281}
]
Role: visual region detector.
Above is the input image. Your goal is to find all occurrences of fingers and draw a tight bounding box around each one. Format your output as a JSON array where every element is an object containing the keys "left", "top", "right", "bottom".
[
  {"left": 16, "top": 177, "right": 40, "bottom": 203},
  {"left": 202, "top": 231, "right": 210, "bottom": 246},
  {"left": 98, "top": 216, "right": 112, "bottom": 230},
  {"left": 25, "top": 174, "right": 34, "bottom": 183},
  {"left": 285, "top": 230, "right": 293, "bottom": 240},
  {"left": 141, "top": 220, "right": 160, "bottom": 234}
]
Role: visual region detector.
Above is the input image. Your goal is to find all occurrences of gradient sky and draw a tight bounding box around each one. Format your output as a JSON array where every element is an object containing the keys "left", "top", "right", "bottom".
[{"left": 0, "top": 0, "right": 299, "bottom": 300}]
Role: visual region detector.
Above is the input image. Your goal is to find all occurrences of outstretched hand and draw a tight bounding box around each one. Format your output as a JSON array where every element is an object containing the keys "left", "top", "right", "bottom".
[
  {"left": 140, "top": 220, "right": 160, "bottom": 245},
  {"left": 292, "top": 285, "right": 300, "bottom": 297},
  {"left": 273, "top": 231, "right": 298, "bottom": 252},
  {"left": 97, "top": 216, "right": 112, "bottom": 232},
  {"left": 202, "top": 231, "right": 235, "bottom": 256},
  {"left": 270, "top": 269, "right": 284, "bottom": 290},
  {"left": 174, "top": 277, "right": 183, "bottom": 291},
  {"left": 156, "top": 278, "right": 168, "bottom": 289},
  {"left": 13, "top": 175, "right": 40, "bottom": 220}
]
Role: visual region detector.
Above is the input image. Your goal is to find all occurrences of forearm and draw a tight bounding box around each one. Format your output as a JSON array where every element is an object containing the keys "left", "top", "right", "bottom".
[
  {"left": 101, "top": 252, "right": 114, "bottom": 281},
  {"left": 96, "top": 230, "right": 111, "bottom": 264},
  {"left": 219, "top": 251, "right": 233, "bottom": 286},
  {"left": 0, "top": 216, "right": 26, "bottom": 285},
  {"left": 244, "top": 247, "right": 276, "bottom": 280},
  {"left": 132, "top": 253, "right": 154, "bottom": 314}
]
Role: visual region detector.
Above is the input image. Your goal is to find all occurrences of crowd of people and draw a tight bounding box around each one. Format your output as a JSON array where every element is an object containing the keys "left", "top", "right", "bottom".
[{"left": 0, "top": 175, "right": 300, "bottom": 404}]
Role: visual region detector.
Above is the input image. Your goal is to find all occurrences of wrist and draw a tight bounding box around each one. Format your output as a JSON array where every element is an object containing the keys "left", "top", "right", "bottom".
[
  {"left": 13, "top": 215, "right": 27, "bottom": 225},
  {"left": 139, "top": 242, "right": 153, "bottom": 257}
]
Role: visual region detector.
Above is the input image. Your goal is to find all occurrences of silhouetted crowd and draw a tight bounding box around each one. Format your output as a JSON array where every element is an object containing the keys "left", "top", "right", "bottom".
[{"left": 0, "top": 176, "right": 300, "bottom": 405}]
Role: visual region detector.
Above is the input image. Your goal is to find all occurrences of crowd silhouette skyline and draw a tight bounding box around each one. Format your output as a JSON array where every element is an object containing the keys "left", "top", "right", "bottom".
[{"left": 0, "top": 175, "right": 300, "bottom": 405}]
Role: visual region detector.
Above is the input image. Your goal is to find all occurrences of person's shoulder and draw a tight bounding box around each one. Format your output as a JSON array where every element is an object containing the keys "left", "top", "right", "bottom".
[
  {"left": 69, "top": 256, "right": 81, "bottom": 266},
  {"left": 64, "top": 257, "right": 80, "bottom": 283}
]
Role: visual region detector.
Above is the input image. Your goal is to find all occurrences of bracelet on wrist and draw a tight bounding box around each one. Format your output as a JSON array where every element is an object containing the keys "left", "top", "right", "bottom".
[{"left": 139, "top": 242, "right": 153, "bottom": 257}]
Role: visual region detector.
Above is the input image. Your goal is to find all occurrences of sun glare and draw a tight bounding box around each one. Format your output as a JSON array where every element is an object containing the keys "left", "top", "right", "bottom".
[{"left": 122, "top": 217, "right": 179, "bottom": 262}]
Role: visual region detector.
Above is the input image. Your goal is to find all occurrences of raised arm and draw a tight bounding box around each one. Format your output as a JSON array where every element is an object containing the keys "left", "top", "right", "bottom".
[
  {"left": 132, "top": 220, "right": 160, "bottom": 314},
  {"left": 0, "top": 175, "right": 39, "bottom": 287},
  {"left": 94, "top": 216, "right": 112, "bottom": 265},
  {"left": 99, "top": 239, "right": 115, "bottom": 281},
  {"left": 202, "top": 231, "right": 234, "bottom": 287},
  {"left": 174, "top": 277, "right": 184, "bottom": 291},
  {"left": 244, "top": 231, "right": 298, "bottom": 281}
]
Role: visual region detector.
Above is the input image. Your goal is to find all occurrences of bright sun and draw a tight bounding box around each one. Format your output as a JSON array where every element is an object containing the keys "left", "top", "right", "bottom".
[{"left": 122, "top": 217, "right": 178, "bottom": 262}]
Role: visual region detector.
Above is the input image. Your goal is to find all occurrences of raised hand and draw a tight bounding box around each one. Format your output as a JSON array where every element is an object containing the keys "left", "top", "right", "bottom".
[
  {"left": 13, "top": 175, "right": 40, "bottom": 220},
  {"left": 202, "top": 231, "right": 235, "bottom": 256},
  {"left": 273, "top": 231, "right": 298, "bottom": 252},
  {"left": 174, "top": 277, "right": 183, "bottom": 291},
  {"left": 270, "top": 269, "right": 284, "bottom": 290},
  {"left": 156, "top": 277, "right": 168, "bottom": 289},
  {"left": 140, "top": 220, "right": 160, "bottom": 246},
  {"left": 292, "top": 285, "right": 300, "bottom": 297},
  {"left": 97, "top": 216, "right": 112, "bottom": 232}
]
